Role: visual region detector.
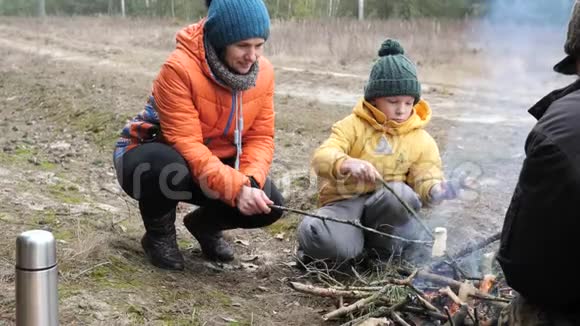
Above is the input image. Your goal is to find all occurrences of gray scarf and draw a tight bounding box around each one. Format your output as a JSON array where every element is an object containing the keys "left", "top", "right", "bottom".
[{"left": 204, "top": 38, "right": 259, "bottom": 92}]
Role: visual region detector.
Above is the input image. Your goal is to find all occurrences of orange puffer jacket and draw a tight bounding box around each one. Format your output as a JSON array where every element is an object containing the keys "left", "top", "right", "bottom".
[{"left": 152, "top": 19, "right": 275, "bottom": 207}]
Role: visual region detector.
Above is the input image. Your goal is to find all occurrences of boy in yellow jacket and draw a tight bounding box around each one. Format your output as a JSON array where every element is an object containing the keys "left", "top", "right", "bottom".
[{"left": 297, "top": 39, "right": 457, "bottom": 264}]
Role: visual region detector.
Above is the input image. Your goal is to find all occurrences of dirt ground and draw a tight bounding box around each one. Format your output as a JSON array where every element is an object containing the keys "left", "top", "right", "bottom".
[{"left": 0, "top": 16, "right": 574, "bottom": 325}]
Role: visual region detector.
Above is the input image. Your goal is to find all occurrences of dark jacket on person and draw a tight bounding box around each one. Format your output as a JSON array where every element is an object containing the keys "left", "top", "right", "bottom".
[{"left": 498, "top": 78, "right": 580, "bottom": 310}]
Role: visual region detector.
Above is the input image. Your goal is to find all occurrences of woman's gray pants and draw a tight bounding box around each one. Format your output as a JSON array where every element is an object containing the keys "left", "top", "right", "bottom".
[{"left": 297, "top": 182, "right": 425, "bottom": 263}]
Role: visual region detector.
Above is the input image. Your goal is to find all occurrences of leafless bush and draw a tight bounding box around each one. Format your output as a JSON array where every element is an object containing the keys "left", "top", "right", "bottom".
[
  {"left": 266, "top": 17, "right": 566, "bottom": 77},
  {"left": 267, "top": 18, "right": 479, "bottom": 68}
]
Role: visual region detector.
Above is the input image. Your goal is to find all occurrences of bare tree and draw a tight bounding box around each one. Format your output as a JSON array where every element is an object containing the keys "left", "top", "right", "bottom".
[
  {"left": 358, "top": 0, "right": 364, "bottom": 20},
  {"left": 121, "top": 0, "right": 126, "bottom": 17},
  {"left": 328, "top": 0, "right": 333, "bottom": 17},
  {"left": 38, "top": 0, "right": 46, "bottom": 16}
]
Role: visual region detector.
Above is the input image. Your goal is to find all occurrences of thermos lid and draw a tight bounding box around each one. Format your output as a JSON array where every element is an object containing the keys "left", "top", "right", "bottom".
[{"left": 16, "top": 230, "right": 57, "bottom": 270}]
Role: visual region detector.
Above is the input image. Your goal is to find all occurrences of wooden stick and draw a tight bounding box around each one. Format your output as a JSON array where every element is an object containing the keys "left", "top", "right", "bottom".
[
  {"left": 439, "top": 287, "right": 476, "bottom": 323},
  {"left": 444, "top": 304, "right": 469, "bottom": 326},
  {"left": 414, "top": 292, "right": 440, "bottom": 313},
  {"left": 340, "top": 296, "right": 412, "bottom": 326},
  {"left": 404, "top": 269, "right": 508, "bottom": 304},
  {"left": 270, "top": 205, "right": 433, "bottom": 245},
  {"left": 429, "top": 233, "right": 501, "bottom": 271},
  {"left": 439, "top": 286, "right": 465, "bottom": 306},
  {"left": 336, "top": 286, "right": 384, "bottom": 291},
  {"left": 391, "top": 311, "right": 411, "bottom": 326},
  {"left": 289, "top": 282, "right": 373, "bottom": 299},
  {"left": 443, "top": 307, "right": 455, "bottom": 326},
  {"left": 323, "top": 284, "right": 391, "bottom": 320},
  {"left": 377, "top": 180, "right": 471, "bottom": 278},
  {"left": 401, "top": 306, "right": 447, "bottom": 321},
  {"left": 377, "top": 179, "right": 433, "bottom": 240}
]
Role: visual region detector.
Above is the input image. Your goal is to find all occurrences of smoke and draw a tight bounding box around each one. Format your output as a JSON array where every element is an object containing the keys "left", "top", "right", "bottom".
[
  {"left": 486, "top": 0, "right": 575, "bottom": 26},
  {"left": 409, "top": 1, "right": 578, "bottom": 274}
]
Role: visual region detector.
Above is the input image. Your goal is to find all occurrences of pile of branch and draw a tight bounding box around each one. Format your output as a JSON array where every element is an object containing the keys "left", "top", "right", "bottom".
[
  {"left": 289, "top": 265, "right": 510, "bottom": 325},
  {"left": 288, "top": 232, "right": 511, "bottom": 325},
  {"left": 281, "top": 181, "right": 512, "bottom": 325}
]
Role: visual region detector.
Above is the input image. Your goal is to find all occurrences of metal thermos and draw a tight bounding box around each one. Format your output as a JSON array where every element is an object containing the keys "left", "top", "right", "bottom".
[{"left": 15, "top": 230, "right": 59, "bottom": 326}]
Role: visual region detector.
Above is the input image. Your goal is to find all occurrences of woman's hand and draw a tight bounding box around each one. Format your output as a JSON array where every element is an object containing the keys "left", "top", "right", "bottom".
[
  {"left": 339, "top": 158, "right": 380, "bottom": 183},
  {"left": 235, "top": 185, "right": 273, "bottom": 216}
]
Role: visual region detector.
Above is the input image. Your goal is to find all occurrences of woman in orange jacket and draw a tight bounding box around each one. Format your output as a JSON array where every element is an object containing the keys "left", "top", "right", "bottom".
[{"left": 113, "top": 0, "right": 284, "bottom": 270}]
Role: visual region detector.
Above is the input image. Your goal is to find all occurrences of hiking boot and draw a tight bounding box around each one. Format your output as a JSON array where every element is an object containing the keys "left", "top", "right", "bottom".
[
  {"left": 183, "top": 208, "right": 235, "bottom": 262},
  {"left": 141, "top": 232, "right": 184, "bottom": 270},
  {"left": 140, "top": 204, "right": 184, "bottom": 271}
]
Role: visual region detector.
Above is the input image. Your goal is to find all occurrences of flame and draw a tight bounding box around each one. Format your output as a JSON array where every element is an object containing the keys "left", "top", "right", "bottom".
[
  {"left": 448, "top": 303, "right": 461, "bottom": 315},
  {"left": 423, "top": 290, "right": 439, "bottom": 301},
  {"left": 479, "top": 274, "right": 496, "bottom": 294}
]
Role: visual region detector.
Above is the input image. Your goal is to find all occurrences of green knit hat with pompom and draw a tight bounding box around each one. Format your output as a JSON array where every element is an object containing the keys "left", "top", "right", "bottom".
[{"left": 364, "top": 39, "right": 421, "bottom": 104}]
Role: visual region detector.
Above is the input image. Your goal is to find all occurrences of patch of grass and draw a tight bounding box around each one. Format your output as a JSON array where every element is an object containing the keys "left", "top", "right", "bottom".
[
  {"left": 68, "top": 109, "right": 124, "bottom": 149},
  {"left": 14, "top": 147, "right": 34, "bottom": 157},
  {"left": 0, "top": 148, "right": 57, "bottom": 171},
  {"left": 58, "top": 283, "right": 84, "bottom": 300},
  {"left": 89, "top": 255, "right": 143, "bottom": 290},
  {"left": 157, "top": 305, "right": 206, "bottom": 325},
  {"left": 266, "top": 215, "right": 300, "bottom": 237},
  {"left": 47, "top": 183, "right": 84, "bottom": 204},
  {"left": 33, "top": 209, "right": 59, "bottom": 227},
  {"left": 0, "top": 211, "right": 17, "bottom": 223},
  {"left": 39, "top": 161, "right": 57, "bottom": 170},
  {"left": 207, "top": 289, "right": 232, "bottom": 307},
  {"left": 177, "top": 238, "right": 193, "bottom": 250},
  {"left": 126, "top": 304, "right": 146, "bottom": 324}
]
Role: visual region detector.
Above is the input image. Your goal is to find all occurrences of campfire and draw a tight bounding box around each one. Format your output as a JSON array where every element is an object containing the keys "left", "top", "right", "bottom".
[{"left": 288, "top": 232, "right": 510, "bottom": 325}]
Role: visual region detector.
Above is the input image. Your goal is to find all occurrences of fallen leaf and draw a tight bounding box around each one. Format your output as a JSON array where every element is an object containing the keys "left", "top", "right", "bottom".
[
  {"left": 275, "top": 233, "right": 285, "bottom": 240},
  {"left": 281, "top": 261, "right": 297, "bottom": 268},
  {"left": 357, "top": 317, "right": 391, "bottom": 326},
  {"left": 234, "top": 239, "right": 250, "bottom": 246},
  {"left": 221, "top": 316, "right": 238, "bottom": 323},
  {"left": 241, "top": 263, "right": 259, "bottom": 271},
  {"left": 240, "top": 255, "right": 259, "bottom": 262}
]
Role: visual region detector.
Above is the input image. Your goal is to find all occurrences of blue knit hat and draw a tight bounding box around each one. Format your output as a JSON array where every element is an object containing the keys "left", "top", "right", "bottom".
[{"left": 205, "top": 0, "right": 271, "bottom": 50}]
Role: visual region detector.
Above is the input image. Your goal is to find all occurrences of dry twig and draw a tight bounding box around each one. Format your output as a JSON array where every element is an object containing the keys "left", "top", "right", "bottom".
[
  {"left": 289, "top": 282, "right": 373, "bottom": 300},
  {"left": 323, "top": 285, "right": 391, "bottom": 320},
  {"left": 340, "top": 296, "right": 412, "bottom": 326},
  {"left": 390, "top": 311, "right": 411, "bottom": 326},
  {"left": 270, "top": 205, "right": 433, "bottom": 245}
]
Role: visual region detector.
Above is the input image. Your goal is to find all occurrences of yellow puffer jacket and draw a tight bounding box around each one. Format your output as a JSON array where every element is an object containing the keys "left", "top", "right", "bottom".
[{"left": 312, "top": 98, "right": 444, "bottom": 206}]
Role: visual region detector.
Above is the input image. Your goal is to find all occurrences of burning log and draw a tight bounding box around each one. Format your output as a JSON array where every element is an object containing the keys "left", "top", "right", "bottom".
[
  {"left": 439, "top": 286, "right": 478, "bottom": 325},
  {"left": 443, "top": 304, "right": 469, "bottom": 326},
  {"left": 406, "top": 269, "right": 508, "bottom": 303},
  {"left": 479, "top": 274, "right": 497, "bottom": 294}
]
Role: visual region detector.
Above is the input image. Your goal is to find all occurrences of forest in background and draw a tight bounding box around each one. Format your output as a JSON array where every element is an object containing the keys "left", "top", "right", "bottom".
[{"left": 0, "top": 0, "right": 575, "bottom": 24}]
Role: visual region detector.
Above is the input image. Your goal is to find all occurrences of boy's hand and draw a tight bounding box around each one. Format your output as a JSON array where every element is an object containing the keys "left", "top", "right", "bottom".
[
  {"left": 339, "top": 158, "right": 380, "bottom": 183},
  {"left": 429, "top": 181, "right": 459, "bottom": 203},
  {"left": 236, "top": 185, "right": 273, "bottom": 216}
]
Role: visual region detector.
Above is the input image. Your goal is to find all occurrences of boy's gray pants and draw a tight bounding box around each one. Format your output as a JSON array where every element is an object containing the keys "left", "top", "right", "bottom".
[{"left": 297, "top": 182, "right": 425, "bottom": 263}]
